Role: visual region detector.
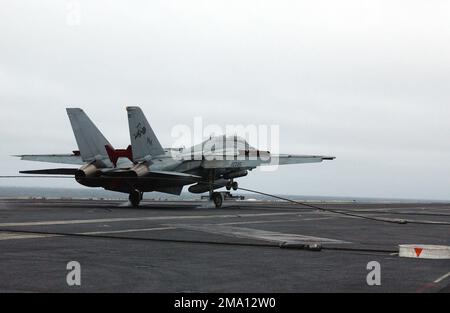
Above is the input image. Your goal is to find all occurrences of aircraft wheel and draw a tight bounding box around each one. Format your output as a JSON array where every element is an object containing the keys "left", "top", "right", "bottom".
[
  {"left": 129, "top": 190, "right": 141, "bottom": 208},
  {"left": 212, "top": 192, "right": 223, "bottom": 208},
  {"left": 232, "top": 181, "right": 238, "bottom": 191},
  {"left": 226, "top": 181, "right": 232, "bottom": 190}
]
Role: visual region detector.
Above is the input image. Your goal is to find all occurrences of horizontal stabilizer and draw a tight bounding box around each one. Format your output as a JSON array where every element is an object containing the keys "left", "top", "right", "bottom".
[
  {"left": 16, "top": 154, "right": 84, "bottom": 165},
  {"left": 19, "top": 168, "right": 79, "bottom": 175}
]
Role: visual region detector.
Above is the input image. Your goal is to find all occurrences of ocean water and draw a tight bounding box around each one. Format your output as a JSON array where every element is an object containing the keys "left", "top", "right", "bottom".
[{"left": 0, "top": 186, "right": 443, "bottom": 203}]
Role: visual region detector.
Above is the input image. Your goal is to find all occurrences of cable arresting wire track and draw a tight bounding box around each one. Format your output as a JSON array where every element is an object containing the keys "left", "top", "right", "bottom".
[
  {"left": 237, "top": 187, "right": 450, "bottom": 226},
  {"left": 0, "top": 227, "right": 398, "bottom": 254}
]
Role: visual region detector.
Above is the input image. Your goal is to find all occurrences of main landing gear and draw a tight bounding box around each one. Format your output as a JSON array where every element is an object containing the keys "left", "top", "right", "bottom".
[
  {"left": 129, "top": 189, "right": 143, "bottom": 208},
  {"left": 211, "top": 192, "right": 223, "bottom": 208},
  {"left": 207, "top": 170, "right": 240, "bottom": 208},
  {"left": 209, "top": 180, "right": 239, "bottom": 209}
]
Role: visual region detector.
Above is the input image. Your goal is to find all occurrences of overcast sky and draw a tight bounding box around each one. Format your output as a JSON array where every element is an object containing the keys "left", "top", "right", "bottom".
[{"left": 1, "top": 0, "right": 450, "bottom": 200}]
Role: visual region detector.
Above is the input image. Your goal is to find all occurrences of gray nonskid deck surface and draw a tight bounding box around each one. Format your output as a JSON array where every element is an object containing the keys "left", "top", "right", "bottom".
[{"left": 0, "top": 199, "right": 449, "bottom": 293}]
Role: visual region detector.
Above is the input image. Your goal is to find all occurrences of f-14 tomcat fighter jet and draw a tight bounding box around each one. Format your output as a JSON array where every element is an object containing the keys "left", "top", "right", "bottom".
[{"left": 18, "top": 107, "right": 335, "bottom": 208}]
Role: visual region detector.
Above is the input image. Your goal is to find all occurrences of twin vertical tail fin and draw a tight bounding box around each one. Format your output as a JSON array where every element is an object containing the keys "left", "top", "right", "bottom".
[
  {"left": 67, "top": 107, "right": 163, "bottom": 165},
  {"left": 126, "top": 106, "right": 164, "bottom": 161},
  {"left": 66, "top": 108, "right": 111, "bottom": 163}
]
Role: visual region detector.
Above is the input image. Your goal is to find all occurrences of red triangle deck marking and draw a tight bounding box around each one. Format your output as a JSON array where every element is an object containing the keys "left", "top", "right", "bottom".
[{"left": 414, "top": 248, "right": 423, "bottom": 257}]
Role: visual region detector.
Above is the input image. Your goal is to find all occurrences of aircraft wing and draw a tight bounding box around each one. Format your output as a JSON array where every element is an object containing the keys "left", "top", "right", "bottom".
[
  {"left": 200, "top": 153, "right": 335, "bottom": 169},
  {"left": 270, "top": 154, "right": 335, "bottom": 165},
  {"left": 15, "top": 154, "right": 84, "bottom": 165}
]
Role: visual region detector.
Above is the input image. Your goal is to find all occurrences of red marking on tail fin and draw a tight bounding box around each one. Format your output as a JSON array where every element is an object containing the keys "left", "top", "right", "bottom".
[
  {"left": 105, "top": 145, "right": 134, "bottom": 167},
  {"left": 414, "top": 248, "right": 423, "bottom": 257}
]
